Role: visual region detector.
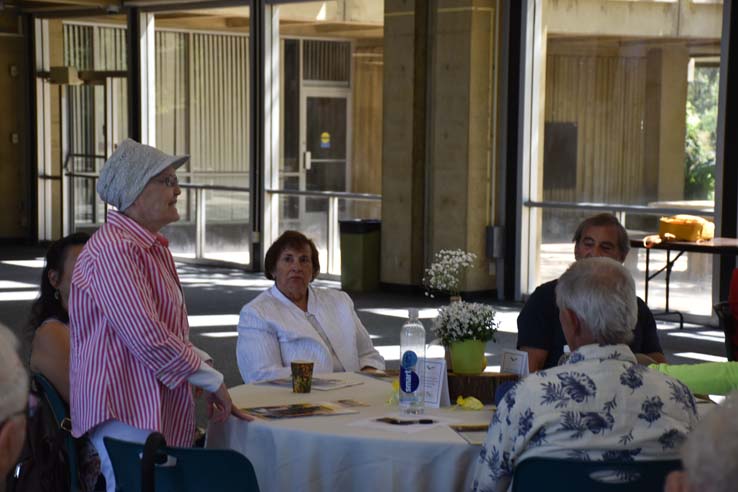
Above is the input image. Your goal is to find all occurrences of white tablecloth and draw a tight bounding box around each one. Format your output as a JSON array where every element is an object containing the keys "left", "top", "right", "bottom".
[{"left": 206, "top": 372, "right": 494, "bottom": 492}]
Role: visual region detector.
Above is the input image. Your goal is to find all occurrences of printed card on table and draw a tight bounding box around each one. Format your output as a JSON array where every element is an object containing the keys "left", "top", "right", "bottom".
[
  {"left": 422, "top": 358, "right": 450, "bottom": 408},
  {"left": 500, "top": 349, "right": 529, "bottom": 377}
]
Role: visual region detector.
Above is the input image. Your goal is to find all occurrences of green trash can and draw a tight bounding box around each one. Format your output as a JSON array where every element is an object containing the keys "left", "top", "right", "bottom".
[{"left": 339, "top": 219, "right": 381, "bottom": 292}]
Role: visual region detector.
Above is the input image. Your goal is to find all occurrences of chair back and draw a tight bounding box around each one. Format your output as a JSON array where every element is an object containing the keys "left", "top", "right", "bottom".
[
  {"left": 511, "top": 457, "right": 681, "bottom": 492},
  {"left": 104, "top": 433, "right": 260, "bottom": 492},
  {"left": 714, "top": 302, "right": 737, "bottom": 361},
  {"left": 33, "top": 373, "right": 80, "bottom": 492}
]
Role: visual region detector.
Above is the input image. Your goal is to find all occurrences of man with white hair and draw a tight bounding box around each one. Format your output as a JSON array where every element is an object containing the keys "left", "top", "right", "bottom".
[
  {"left": 0, "top": 324, "right": 29, "bottom": 482},
  {"left": 472, "top": 258, "right": 698, "bottom": 492},
  {"left": 664, "top": 391, "right": 738, "bottom": 492}
]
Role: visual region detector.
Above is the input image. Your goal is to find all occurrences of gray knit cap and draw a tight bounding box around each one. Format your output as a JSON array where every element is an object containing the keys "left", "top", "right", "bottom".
[{"left": 97, "top": 139, "right": 189, "bottom": 211}]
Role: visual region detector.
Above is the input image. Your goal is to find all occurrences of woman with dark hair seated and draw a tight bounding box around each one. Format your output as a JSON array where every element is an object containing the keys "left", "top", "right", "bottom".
[
  {"left": 29, "top": 232, "right": 90, "bottom": 403},
  {"left": 236, "top": 230, "right": 385, "bottom": 383},
  {"left": 28, "top": 231, "right": 101, "bottom": 491}
]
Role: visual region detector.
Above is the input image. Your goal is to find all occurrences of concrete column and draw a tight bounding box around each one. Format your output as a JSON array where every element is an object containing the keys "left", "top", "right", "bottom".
[
  {"left": 381, "top": 0, "right": 424, "bottom": 285},
  {"left": 644, "top": 46, "right": 689, "bottom": 202},
  {"left": 381, "top": 0, "right": 498, "bottom": 291},
  {"left": 427, "top": 0, "right": 496, "bottom": 291}
]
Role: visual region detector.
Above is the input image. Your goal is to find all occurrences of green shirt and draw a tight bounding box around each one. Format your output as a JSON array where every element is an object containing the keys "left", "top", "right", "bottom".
[{"left": 650, "top": 362, "right": 738, "bottom": 396}]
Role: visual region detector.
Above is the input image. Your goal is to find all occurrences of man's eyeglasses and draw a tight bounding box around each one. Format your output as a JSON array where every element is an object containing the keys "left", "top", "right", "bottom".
[{"left": 155, "top": 175, "right": 179, "bottom": 188}]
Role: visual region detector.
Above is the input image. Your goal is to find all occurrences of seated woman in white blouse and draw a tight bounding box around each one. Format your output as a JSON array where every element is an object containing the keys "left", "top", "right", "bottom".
[{"left": 237, "top": 231, "right": 386, "bottom": 383}]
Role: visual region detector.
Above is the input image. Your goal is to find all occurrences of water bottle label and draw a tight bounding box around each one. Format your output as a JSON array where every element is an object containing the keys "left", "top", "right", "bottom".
[
  {"left": 401, "top": 350, "right": 418, "bottom": 369},
  {"left": 400, "top": 367, "right": 420, "bottom": 393}
]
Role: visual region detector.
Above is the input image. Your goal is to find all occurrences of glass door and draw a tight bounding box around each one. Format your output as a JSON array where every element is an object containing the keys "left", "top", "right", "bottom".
[{"left": 301, "top": 89, "right": 348, "bottom": 200}]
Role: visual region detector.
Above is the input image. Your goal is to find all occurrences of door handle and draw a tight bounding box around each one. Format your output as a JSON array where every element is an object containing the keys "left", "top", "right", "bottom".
[{"left": 304, "top": 151, "right": 312, "bottom": 171}]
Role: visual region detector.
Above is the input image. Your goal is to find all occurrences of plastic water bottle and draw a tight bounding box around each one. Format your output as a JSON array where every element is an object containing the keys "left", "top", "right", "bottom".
[{"left": 399, "top": 308, "right": 425, "bottom": 414}]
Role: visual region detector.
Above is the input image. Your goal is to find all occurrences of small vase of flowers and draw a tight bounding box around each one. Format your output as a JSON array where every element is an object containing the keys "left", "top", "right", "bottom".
[
  {"left": 422, "top": 249, "right": 477, "bottom": 300},
  {"left": 434, "top": 301, "right": 498, "bottom": 375}
]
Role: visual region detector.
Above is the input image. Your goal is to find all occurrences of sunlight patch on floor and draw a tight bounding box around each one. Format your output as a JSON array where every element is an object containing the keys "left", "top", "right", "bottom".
[
  {"left": 666, "top": 332, "right": 724, "bottom": 343},
  {"left": 180, "top": 277, "right": 273, "bottom": 288},
  {"left": 188, "top": 314, "right": 239, "bottom": 327},
  {"left": 2, "top": 260, "right": 44, "bottom": 268},
  {"left": 375, "top": 344, "right": 446, "bottom": 361},
  {"left": 0, "top": 281, "right": 37, "bottom": 289},
  {"left": 358, "top": 307, "right": 440, "bottom": 319},
  {"left": 698, "top": 330, "right": 725, "bottom": 337},
  {"left": 494, "top": 311, "right": 521, "bottom": 334},
  {"left": 197, "top": 331, "right": 239, "bottom": 339},
  {"left": 673, "top": 352, "right": 727, "bottom": 363},
  {"left": 358, "top": 307, "right": 520, "bottom": 334},
  {"left": 0, "top": 290, "right": 39, "bottom": 301}
]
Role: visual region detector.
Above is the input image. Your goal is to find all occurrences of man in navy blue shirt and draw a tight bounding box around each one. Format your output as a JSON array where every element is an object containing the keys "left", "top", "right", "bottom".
[{"left": 517, "top": 213, "right": 666, "bottom": 372}]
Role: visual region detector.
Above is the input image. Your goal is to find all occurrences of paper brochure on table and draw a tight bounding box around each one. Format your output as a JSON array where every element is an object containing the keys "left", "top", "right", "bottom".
[
  {"left": 241, "top": 400, "right": 366, "bottom": 420},
  {"left": 348, "top": 413, "right": 460, "bottom": 434},
  {"left": 500, "top": 349, "right": 529, "bottom": 377},
  {"left": 263, "top": 377, "right": 364, "bottom": 391},
  {"left": 422, "top": 358, "right": 450, "bottom": 408}
]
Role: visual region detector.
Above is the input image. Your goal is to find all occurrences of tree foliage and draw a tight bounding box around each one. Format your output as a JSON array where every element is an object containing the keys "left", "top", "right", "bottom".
[{"left": 684, "top": 66, "right": 719, "bottom": 200}]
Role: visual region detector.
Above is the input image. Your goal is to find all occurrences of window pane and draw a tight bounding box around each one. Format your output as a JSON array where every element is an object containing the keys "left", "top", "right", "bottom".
[
  {"left": 529, "top": 1, "right": 723, "bottom": 317},
  {"left": 154, "top": 8, "right": 251, "bottom": 266}
]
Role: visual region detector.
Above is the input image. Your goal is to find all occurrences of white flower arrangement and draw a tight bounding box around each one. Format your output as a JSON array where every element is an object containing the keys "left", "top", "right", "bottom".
[
  {"left": 423, "top": 249, "right": 477, "bottom": 297},
  {"left": 433, "top": 301, "right": 498, "bottom": 346}
]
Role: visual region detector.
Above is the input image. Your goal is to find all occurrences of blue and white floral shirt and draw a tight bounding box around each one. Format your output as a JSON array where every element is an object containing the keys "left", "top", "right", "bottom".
[{"left": 471, "top": 344, "right": 699, "bottom": 492}]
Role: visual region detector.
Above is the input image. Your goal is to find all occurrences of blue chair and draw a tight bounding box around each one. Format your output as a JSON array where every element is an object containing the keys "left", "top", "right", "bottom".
[
  {"left": 104, "top": 432, "right": 260, "bottom": 492},
  {"left": 33, "top": 373, "right": 81, "bottom": 492},
  {"left": 511, "top": 457, "right": 681, "bottom": 492}
]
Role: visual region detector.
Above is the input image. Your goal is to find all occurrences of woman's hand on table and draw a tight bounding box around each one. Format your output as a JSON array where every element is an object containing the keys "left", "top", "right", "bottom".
[{"left": 207, "top": 384, "right": 254, "bottom": 422}]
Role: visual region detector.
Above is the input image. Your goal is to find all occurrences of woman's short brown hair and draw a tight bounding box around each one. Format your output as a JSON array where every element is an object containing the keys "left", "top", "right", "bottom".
[{"left": 264, "top": 230, "right": 320, "bottom": 281}]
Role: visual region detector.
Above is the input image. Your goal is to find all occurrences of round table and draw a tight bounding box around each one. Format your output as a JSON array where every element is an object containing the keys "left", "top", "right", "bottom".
[{"left": 206, "top": 372, "right": 494, "bottom": 492}]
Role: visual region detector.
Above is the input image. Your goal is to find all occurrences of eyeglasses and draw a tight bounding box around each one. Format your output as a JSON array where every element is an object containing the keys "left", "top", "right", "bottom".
[{"left": 154, "top": 175, "right": 179, "bottom": 188}]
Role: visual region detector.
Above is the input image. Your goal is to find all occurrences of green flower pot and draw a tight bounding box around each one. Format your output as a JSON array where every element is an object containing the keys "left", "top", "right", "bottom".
[{"left": 449, "top": 339, "right": 487, "bottom": 375}]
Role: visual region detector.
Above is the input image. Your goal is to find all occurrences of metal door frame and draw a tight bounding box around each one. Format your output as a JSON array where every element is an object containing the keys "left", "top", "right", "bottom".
[{"left": 297, "top": 86, "right": 351, "bottom": 221}]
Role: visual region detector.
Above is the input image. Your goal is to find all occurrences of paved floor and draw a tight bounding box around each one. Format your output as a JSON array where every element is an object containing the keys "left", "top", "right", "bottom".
[{"left": 0, "top": 244, "right": 728, "bottom": 427}]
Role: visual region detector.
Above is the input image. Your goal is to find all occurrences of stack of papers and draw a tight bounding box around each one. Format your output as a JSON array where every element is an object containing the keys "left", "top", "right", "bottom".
[{"left": 241, "top": 399, "right": 368, "bottom": 420}]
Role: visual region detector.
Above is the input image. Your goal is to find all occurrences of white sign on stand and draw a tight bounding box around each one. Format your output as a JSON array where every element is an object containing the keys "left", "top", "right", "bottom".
[
  {"left": 422, "top": 358, "right": 450, "bottom": 408},
  {"left": 500, "top": 349, "right": 529, "bottom": 377}
]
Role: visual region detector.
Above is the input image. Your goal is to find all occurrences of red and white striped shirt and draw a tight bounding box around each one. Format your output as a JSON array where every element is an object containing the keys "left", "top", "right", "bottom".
[{"left": 69, "top": 211, "right": 200, "bottom": 446}]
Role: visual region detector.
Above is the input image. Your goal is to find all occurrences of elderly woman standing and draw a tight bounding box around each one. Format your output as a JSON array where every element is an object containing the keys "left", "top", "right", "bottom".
[
  {"left": 69, "top": 139, "right": 250, "bottom": 492},
  {"left": 237, "top": 230, "right": 385, "bottom": 383}
]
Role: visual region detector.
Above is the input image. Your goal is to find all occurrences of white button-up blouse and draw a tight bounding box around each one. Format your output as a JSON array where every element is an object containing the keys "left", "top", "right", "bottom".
[{"left": 236, "top": 285, "right": 385, "bottom": 383}]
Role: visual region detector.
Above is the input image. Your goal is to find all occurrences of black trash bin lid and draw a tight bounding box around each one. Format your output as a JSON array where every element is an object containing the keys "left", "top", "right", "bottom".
[{"left": 339, "top": 219, "right": 381, "bottom": 234}]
